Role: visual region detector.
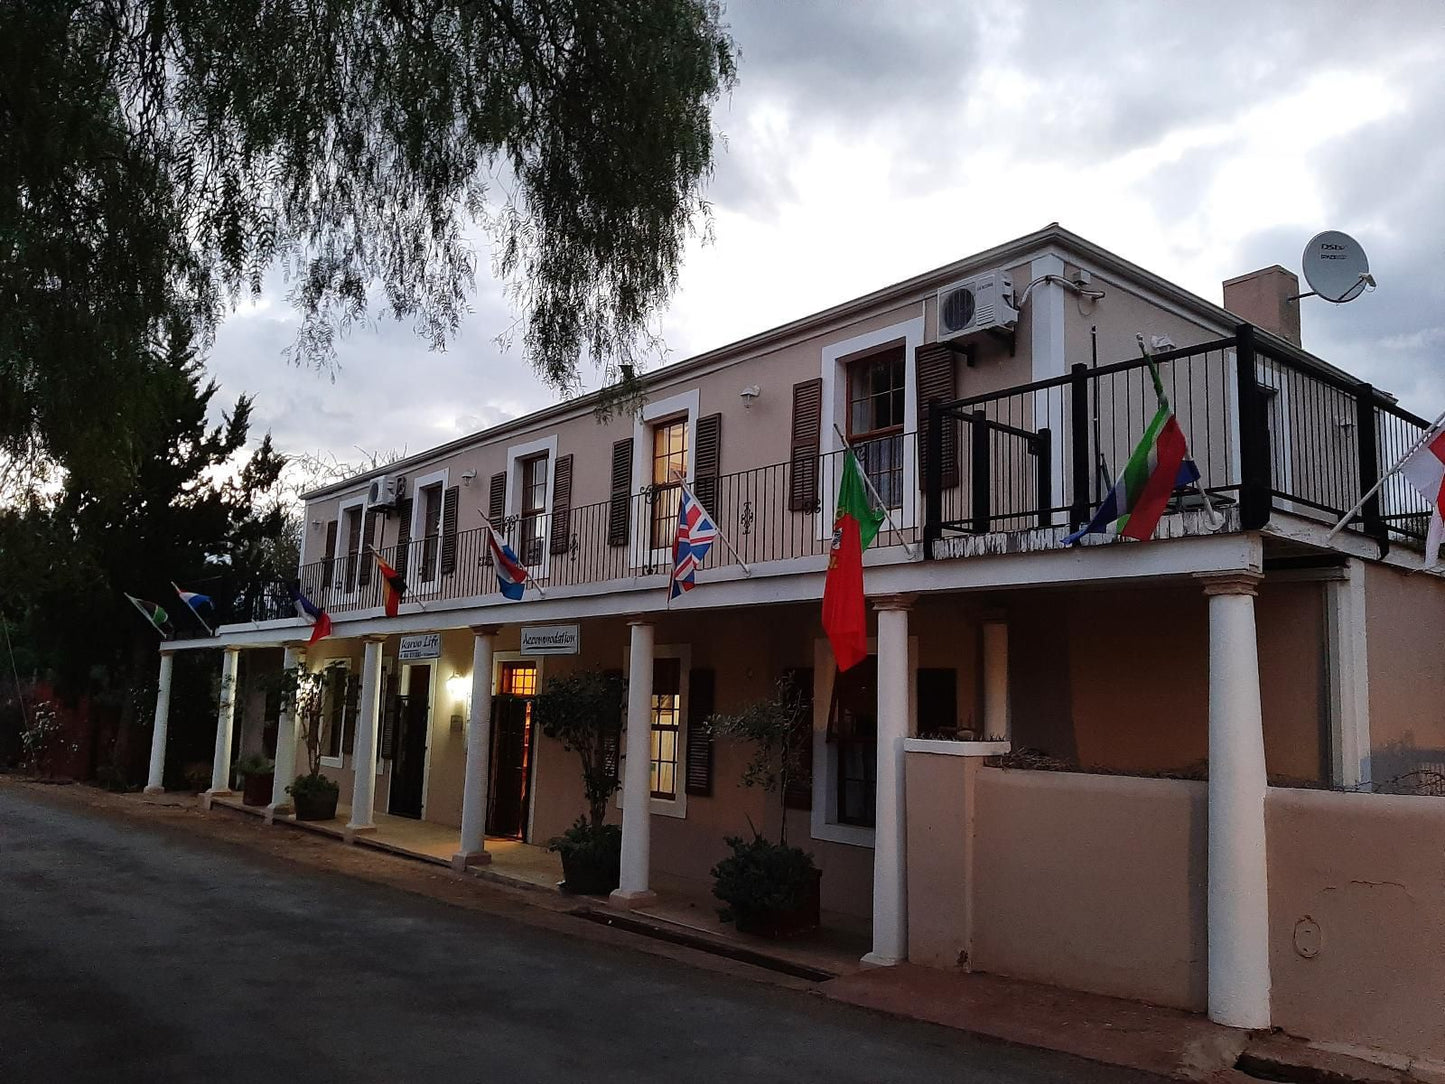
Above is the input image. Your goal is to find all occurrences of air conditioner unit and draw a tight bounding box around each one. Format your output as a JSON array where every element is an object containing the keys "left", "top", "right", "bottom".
[
  {"left": 366, "top": 473, "right": 401, "bottom": 510},
  {"left": 937, "top": 270, "right": 1018, "bottom": 342}
]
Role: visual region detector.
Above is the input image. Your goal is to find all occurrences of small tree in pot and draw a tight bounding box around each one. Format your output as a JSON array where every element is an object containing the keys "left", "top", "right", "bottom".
[
  {"left": 533, "top": 668, "right": 625, "bottom": 894},
  {"left": 708, "top": 676, "right": 821, "bottom": 937},
  {"left": 236, "top": 754, "right": 275, "bottom": 806},
  {"left": 279, "top": 666, "right": 338, "bottom": 820}
]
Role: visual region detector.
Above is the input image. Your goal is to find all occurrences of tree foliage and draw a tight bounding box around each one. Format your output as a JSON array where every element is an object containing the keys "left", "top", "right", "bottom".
[
  {"left": 0, "top": 0, "right": 736, "bottom": 485},
  {"left": 706, "top": 676, "right": 811, "bottom": 846},
  {"left": 533, "top": 668, "right": 624, "bottom": 827}
]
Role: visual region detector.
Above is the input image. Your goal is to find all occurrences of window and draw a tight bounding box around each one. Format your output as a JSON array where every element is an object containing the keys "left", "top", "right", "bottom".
[
  {"left": 847, "top": 347, "right": 906, "bottom": 509},
  {"left": 343, "top": 505, "right": 363, "bottom": 591},
  {"left": 650, "top": 418, "right": 688, "bottom": 550},
  {"left": 419, "top": 483, "right": 443, "bottom": 581},
  {"left": 519, "top": 454, "right": 549, "bottom": 567},
  {"left": 650, "top": 657, "right": 682, "bottom": 800},
  {"left": 828, "top": 657, "right": 877, "bottom": 827},
  {"left": 499, "top": 661, "right": 538, "bottom": 698},
  {"left": 321, "top": 664, "right": 351, "bottom": 761}
]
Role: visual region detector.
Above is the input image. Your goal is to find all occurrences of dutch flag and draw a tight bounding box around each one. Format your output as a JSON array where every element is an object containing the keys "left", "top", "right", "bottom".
[{"left": 487, "top": 528, "right": 529, "bottom": 601}]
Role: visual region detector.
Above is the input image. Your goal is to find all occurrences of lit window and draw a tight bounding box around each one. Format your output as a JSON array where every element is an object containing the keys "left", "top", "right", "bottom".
[
  {"left": 519, "top": 454, "right": 549, "bottom": 566},
  {"left": 847, "top": 348, "right": 906, "bottom": 509},
  {"left": 499, "top": 662, "right": 538, "bottom": 697},
  {"left": 650, "top": 419, "right": 687, "bottom": 550},
  {"left": 649, "top": 657, "right": 682, "bottom": 800}
]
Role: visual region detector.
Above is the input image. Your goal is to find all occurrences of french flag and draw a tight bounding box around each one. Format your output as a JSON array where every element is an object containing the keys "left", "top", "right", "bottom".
[
  {"left": 487, "top": 528, "right": 529, "bottom": 601},
  {"left": 1401, "top": 427, "right": 1445, "bottom": 568}
]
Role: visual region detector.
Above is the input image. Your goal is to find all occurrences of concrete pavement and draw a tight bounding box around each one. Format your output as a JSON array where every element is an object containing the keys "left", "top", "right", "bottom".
[{"left": 0, "top": 784, "right": 1164, "bottom": 1083}]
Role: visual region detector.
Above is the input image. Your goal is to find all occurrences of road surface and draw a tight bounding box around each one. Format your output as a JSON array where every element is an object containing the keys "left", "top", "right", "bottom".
[{"left": 0, "top": 786, "right": 1162, "bottom": 1083}]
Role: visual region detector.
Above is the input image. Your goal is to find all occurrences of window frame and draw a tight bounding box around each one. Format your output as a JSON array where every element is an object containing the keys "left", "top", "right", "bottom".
[
  {"left": 648, "top": 416, "right": 689, "bottom": 553},
  {"left": 505, "top": 435, "right": 558, "bottom": 578},
  {"left": 630, "top": 390, "right": 698, "bottom": 571},
  {"left": 407, "top": 467, "right": 450, "bottom": 588},
  {"left": 332, "top": 494, "right": 367, "bottom": 601},
  {"left": 648, "top": 655, "right": 684, "bottom": 800},
  {"left": 617, "top": 642, "right": 692, "bottom": 819},
  {"left": 845, "top": 346, "right": 908, "bottom": 513},
  {"left": 318, "top": 660, "right": 352, "bottom": 769}
]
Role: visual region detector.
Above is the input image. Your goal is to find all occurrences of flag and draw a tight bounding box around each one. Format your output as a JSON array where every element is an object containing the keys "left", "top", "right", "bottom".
[
  {"left": 125, "top": 594, "right": 173, "bottom": 639},
  {"left": 486, "top": 528, "right": 529, "bottom": 601},
  {"left": 288, "top": 583, "right": 332, "bottom": 644},
  {"left": 822, "top": 452, "right": 886, "bottom": 672},
  {"left": 1400, "top": 426, "right": 1445, "bottom": 568},
  {"left": 373, "top": 552, "right": 408, "bottom": 617},
  {"left": 1064, "top": 357, "right": 1199, "bottom": 545},
  {"left": 669, "top": 485, "right": 719, "bottom": 600},
  {"left": 174, "top": 586, "right": 212, "bottom": 611}
]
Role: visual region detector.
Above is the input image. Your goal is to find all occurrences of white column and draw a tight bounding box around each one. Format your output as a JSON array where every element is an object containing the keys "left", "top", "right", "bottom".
[
  {"left": 144, "top": 653, "right": 175, "bottom": 795},
  {"left": 610, "top": 618, "right": 656, "bottom": 909},
  {"left": 981, "top": 617, "right": 1010, "bottom": 741},
  {"left": 345, "top": 637, "right": 385, "bottom": 838},
  {"left": 453, "top": 627, "right": 498, "bottom": 870},
  {"left": 1200, "top": 571, "right": 1272, "bottom": 1029},
  {"left": 1324, "top": 563, "right": 1371, "bottom": 789},
  {"left": 266, "top": 645, "right": 306, "bottom": 821},
  {"left": 865, "top": 594, "right": 912, "bottom": 966},
  {"left": 205, "top": 647, "right": 241, "bottom": 800}
]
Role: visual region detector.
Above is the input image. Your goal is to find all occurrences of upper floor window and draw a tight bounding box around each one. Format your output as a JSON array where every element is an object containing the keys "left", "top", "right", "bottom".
[
  {"left": 650, "top": 418, "right": 688, "bottom": 550},
  {"left": 418, "top": 482, "right": 443, "bottom": 581},
  {"left": 848, "top": 348, "right": 906, "bottom": 510},
  {"left": 649, "top": 657, "right": 683, "bottom": 800},
  {"left": 342, "top": 504, "right": 364, "bottom": 592},
  {"left": 519, "top": 453, "right": 549, "bottom": 566}
]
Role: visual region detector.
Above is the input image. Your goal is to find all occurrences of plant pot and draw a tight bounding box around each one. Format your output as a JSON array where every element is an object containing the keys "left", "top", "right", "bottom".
[
  {"left": 733, "top": 868, "right": 822, "bottom": 939},
  {"left": 558, "top": 842, "right": 622, "bottom": 895},
  {"left": 292, "top": 786, "right": 339, "bottom": 821},
  {"left": 241, "top": 771, "right": 274, "bottom": 806}
]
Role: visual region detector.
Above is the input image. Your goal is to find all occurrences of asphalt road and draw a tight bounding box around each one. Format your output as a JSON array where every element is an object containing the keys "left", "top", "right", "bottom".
[{"left": 0, "top": 787, "right": 1162, "bottom": 1083}]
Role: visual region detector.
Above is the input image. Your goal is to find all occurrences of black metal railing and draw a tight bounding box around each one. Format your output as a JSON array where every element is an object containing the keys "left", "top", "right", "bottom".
[{"left": 922, "top": 323, "right": 1433, "bottom": 553}]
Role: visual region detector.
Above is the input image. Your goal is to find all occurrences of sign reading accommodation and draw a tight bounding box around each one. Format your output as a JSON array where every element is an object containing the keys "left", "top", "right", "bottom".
[
  {"left": 520, "top": 624, "right": 581, "bottom": 656},
  {"left": 398, "top": 632, "right": 442, "bottom": 661}
]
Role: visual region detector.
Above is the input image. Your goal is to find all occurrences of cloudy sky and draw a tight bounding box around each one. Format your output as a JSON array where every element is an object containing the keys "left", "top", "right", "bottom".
[{"left": 206, "top": 0, "right": 1445, "bottom": 482}]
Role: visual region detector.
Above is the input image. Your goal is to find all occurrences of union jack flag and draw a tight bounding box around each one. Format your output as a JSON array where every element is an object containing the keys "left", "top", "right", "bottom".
[{"left": 670, "top": 485, "right": 719, "bottom": 600}]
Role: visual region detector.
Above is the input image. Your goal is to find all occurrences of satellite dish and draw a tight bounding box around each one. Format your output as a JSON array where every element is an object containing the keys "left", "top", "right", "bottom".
[{"left": 1301, "top": 230, "right": 1373, "bottom": 304}]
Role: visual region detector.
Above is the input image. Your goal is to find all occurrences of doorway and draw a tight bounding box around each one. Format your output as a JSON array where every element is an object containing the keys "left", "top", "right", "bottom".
[
  {"left": 388, "top": 663, "right": 431, "bottom": 819},
  {"left": 486, "top": 661, "right": 538, "bottom": 840}
]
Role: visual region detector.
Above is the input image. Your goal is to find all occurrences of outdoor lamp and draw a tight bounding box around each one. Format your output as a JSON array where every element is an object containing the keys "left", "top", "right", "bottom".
[{"left": 446, "top": 673, "right": 471, "bottom": 703}]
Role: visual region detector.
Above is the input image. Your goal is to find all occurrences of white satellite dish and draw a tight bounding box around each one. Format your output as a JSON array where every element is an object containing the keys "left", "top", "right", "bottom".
[{"left": 1301, "top": 230, "right": 1374, "bottom": 304}]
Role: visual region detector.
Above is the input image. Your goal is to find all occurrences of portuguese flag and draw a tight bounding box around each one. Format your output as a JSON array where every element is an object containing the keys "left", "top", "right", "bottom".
[{"left": 822, "top": 452, "right": 886, "bottom": 672}]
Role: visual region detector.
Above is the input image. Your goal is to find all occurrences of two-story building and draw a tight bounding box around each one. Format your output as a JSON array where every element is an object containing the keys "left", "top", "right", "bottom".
[{"left": 147, "top": 224, "right": 1445, "bottom": 1064}]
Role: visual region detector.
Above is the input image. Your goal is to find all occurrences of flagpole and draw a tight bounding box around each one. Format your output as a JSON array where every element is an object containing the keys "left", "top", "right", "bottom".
[
  {"left": 831, "top": 424, "right": 919, "bottom": 559},
  {"left": 124, "top": 593, "right": 171, "bottom": 639},
  {"left": 365, "top": 544, "right": 431, "bottom": 611},
  {"left": 476, "top": 511, "right": 547, "bottom": 598},
  {"left": 671, "top": 471, "right": 751, "bottom": 575},
  {"left": 1326, "top": 407, "right": 1445, "bottom": 541},
  {"left": 171, "top": 582, "right": 215, "bottom": 637}
]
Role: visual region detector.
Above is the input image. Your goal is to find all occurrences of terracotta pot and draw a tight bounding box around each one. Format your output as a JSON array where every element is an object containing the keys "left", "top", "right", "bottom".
[{"left": 241, "top": 771, "right": 274, "bottom": 806}]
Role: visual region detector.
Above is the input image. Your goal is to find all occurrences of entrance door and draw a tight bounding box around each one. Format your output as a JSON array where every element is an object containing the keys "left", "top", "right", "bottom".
[
  {"left": 388, "top": 664, "right": 430, "bottom": 819},
  {"left": 486, "top": 696, "right": 533, "bottom": 839}
]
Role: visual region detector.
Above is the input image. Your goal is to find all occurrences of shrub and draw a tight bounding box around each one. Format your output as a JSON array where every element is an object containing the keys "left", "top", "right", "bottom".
[
  {"left": 287, "top": 771, "right": 338, "bottom": 800},
  {"left": 711, "top": 833, "right": 817, "bottom": 923},
  {"left": 235, "top": 754, "right": 274, "bottom": 778}
]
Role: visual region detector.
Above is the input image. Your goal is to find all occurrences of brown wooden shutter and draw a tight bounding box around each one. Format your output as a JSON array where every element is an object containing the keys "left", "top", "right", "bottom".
[
  {"left": 601, "top": 667, "right": 624, "bottom": 781},
  {"left": 549, "top": 453, "right": 574, "bottom": 555},
  {"left": 788, "top": 378, "right": 823, "bottom": 511},
  {"left": 782, "top": 667, "right": 814, "bottom": 811},
  {"left": 916, "top": 343, "right": 960, "bottom": 490},
  {"left": 483, "top": 472, "right": 506, "bottom": 565},
  {"left": 341, "top": 673, "right": 361, "bottom": 755},
  {"left": 321, "top": 520, "right": 338, "bottom": 588},
  {"left": 358, "top": 509, "right": 381, "bottom": 586},
  {"left": 693, "top": 413, "right": 722, "bottom": 513},
  {"left": 378, "top": 672, "right": 399, "bottom": 759},
  {"left": 439, "top": 485, "right": 460, "bottom": 575},
  {"left": 684, "top": 668, "right": 716, "bottom": 797},
  {"left": 607, "top": 438, "right": 633, "bottom": 546},
  {"left": 392, "top": 498, "right": 413, "bottom": 582}
]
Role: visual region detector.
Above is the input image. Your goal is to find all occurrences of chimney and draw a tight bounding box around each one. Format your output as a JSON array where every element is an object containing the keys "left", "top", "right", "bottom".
[{"left": 1222, "top": 265, "right": 1301, "bottom": 346}]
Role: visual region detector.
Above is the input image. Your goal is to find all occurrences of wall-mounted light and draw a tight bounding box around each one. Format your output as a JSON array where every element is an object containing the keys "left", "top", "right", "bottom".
[
  {"left": 461, "top": 469, "right": 478, "bottom": 486},
  {"left": 445, "top": 673, "right": 471, "bottom": 703},
  {"left": 310, "top": 519, "right": 322, "bottom": 530},
  {"left": 739, "top": 384, "right": 761, "bottom": 408}
]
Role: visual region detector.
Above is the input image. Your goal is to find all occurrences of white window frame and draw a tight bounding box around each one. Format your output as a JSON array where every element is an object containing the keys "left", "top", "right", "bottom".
[
  {"left": 819, "top": 315, "right": 925, "bottom": 540},
  {"left": 333, "top": 494, "right": 367, "bottom": 600},
  {"left": 318, "top": 659, "right": 351, "bottom": 769},
  {"left": 618, "top": 642, "right": 692, "bottom": 819},
  {"left": 809, "top": 635, "right": 917, "bottom": 848},
  {"left": 631, "top": 389, "right": 699, "bottom": 570},
  {"left": 491, "top": 651, "right": 547, "bottom": 844},
  {"left": 505, "top": 435, "right": 559, "bottom": 579},
  {"left": 408, "top": 467, "right": 449, "bottom": 588}
]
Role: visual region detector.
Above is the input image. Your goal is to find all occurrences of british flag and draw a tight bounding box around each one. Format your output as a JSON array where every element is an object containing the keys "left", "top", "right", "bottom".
[{"left": 670, "top": 485, "right": 719, "bottom": 600}]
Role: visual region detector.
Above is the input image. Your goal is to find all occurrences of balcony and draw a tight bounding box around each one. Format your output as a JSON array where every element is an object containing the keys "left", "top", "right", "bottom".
[{"left": 243, "top": 325, "right": 1434, "bottom": 626}]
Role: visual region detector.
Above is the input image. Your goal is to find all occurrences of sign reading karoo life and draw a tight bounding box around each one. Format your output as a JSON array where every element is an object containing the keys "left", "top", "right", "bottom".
[
  {"left": 519, "top": 624, "right": 581, "bottom": 656},
  {"left": 398, "top": 632, "right": 442, "bottom": 661}
]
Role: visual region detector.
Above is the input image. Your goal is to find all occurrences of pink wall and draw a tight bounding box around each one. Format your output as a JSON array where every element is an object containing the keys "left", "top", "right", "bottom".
[
  {"left": 905, "top": 752, "right": 973, "bottom": 968},
  {"left": 1365, "top": 564, "right": 1445, "bottom": 787},
  {"left": 1267, "top": 787, "right": 1445, "bottom": 1065},
  {"left": 969, "top": 767, "right": 1207, "bottom": 1011}
]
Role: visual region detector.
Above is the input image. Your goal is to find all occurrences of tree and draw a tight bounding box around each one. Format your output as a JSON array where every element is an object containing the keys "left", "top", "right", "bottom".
[
  {"left": 1, "top": 0, "right": 736, "bottom": 489},
  {"left": 706, "top": 676, "right": 811, "bottom": 846},
  {"left": 533, "top": 668, "right": 625, "bottom": 828}
]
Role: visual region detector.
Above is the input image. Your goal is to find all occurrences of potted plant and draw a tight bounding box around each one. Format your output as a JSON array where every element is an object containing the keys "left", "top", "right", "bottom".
[
  {"left": 280, "top": 666, "right": 340, "bottom": 821},
  {"left": 236, "top": 754, "right": 275, "bottom": 806},
  {"left": 707, "top": 676, "right": 821, "bottom": 937},
  {"left": 533, "top": 668, "right": 625, "bottom": 894}
]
